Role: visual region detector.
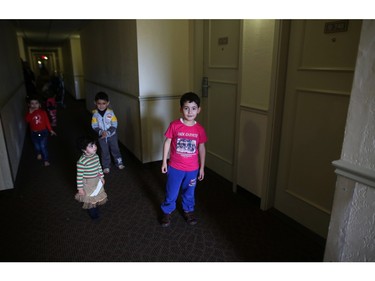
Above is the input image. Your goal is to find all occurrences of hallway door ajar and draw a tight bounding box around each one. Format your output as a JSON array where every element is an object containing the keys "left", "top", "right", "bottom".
[
  {"left": 274, "top": 20, "right": 362, "bottom": 238},
  {"left": 202, "top": 20, "right": 240, "bottom": 182}
]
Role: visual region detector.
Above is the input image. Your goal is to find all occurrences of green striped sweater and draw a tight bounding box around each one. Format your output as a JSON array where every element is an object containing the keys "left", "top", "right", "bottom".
[{"left": 76, "top": 153, "right": 104, "bottom": 188}]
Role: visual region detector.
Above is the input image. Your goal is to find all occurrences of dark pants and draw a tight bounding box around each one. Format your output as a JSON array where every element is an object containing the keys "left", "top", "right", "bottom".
[
  {"left": 31, "top": 129, "right": 49, "bottom": 161},
  {"left": 98, "top": 134, "right": 123, "bottom": 169}
]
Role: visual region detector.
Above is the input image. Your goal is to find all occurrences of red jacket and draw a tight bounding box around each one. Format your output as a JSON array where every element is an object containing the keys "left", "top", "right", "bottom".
[{"left": 25, "top": 109, "right": 52, "bottom": 132}]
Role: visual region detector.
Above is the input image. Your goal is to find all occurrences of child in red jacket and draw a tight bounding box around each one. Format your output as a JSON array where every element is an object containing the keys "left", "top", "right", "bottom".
[{"left": 25, "top": 96, "right": 56, "bottom": 166}]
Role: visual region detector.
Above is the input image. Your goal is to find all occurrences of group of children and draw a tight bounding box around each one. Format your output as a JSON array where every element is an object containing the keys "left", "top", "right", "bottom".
[{"left": 25, "top": 91, "right": 207, "bottom": 226}]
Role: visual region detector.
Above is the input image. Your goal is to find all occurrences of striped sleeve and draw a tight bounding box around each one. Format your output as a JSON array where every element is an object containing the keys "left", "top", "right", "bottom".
[{"left": 76, "top": 161, "right": 85, "bottom": 188}]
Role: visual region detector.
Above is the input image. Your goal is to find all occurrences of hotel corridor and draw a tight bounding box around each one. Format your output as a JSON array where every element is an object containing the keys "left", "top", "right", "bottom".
[{"left": 0, "top": 94, "right": 325, "bottom": 262}]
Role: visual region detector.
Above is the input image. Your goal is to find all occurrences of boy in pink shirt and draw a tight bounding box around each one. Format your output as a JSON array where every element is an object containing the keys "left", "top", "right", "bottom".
[{"left": 161, "top": 92, "right": 207, "bottom": 227}]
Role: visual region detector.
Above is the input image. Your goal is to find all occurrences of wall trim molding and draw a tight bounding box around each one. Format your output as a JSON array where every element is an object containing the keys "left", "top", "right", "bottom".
[
  {"left": 240, "top": 104, "right": 268, "bottom": 115},
  {"left": 85, "top": 80, "right": 184, "bottom": 102},
  {"left": 85, "top": 80, "right": 138, "bottom": 100},
  {"left": 207, "top": 150, "right": 233, "bottom": 165},
  {"left": 298, "top": 67, "right": 355, "bottom": 72},
  {"left": 332, "top": 159, "right": 375, "bottom": 188},
  {"left": 296, "top": 88, "right": 351, "bottom": 97},
  {"left": 138, "top": 95, "right": 181, "bottom": 102}
]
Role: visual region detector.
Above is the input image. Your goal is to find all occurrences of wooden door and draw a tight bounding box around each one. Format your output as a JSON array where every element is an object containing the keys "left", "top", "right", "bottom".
[
  {"left": 274, "top": 20, "right": 362, "bottom": 237},
  {"left": 202, "top": 20, "right": 240, "bottom": 182}
]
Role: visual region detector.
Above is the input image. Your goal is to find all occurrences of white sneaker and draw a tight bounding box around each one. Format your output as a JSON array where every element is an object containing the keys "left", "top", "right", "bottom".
[
  {"left": 118, "top": 164, "right": 125, "bottom": 170},
  {"left": 103, "top": 168, "right": 110, "bottom": 174}
]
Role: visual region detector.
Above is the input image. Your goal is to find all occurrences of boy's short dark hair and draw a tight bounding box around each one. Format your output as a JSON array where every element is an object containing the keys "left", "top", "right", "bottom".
[
  {"left": 76, "top": 135, "right": 96, "bottom": 151},
  {"left": 180, "top": 92, "right": 200, "bottom": 108},
  {"left": 26, "top": 95, "right": 41, "bottom": 104},
  {"left": 95, "top": 91, "right": 109, "bottom": 102}
]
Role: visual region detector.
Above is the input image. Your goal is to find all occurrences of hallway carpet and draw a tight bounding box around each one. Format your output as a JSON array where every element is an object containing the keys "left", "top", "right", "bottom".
[{"left": 0, "top": 94, "right": 325, "bottom": 262}]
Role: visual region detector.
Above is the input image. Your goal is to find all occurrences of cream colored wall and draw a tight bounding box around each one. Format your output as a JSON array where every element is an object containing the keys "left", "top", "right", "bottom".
[
  {"left": 0, "top": 21, "right": 27, "bottom": 190},
  {"left": 81, "top": 20, "right": 140, "bottom": 97},
  {"left": 136, "top": 20, "right": 191, "bottom": 97},
  {"left": 17, "top": 35, "right": 26, "bottom": 61},
  {"left": 80, "top": 20, "right": 142, "bottom": 160},
  {"left": 70, "top": 37, "right": 85, "bottom": 99},
  {"left": 137, "top": 20, "right": 192, "bottom": 162},
  {"left": 81, "top": 20, "right": 192, "bottom": 163},
  {"left": 241, "top": 20, "right": 275, "bottom": 110},
  {"left": 237, "top": 20, "right": 276, "bottom": 197},
  {"left": 139, "top": 97, "right": 181, "bottom": 163}
]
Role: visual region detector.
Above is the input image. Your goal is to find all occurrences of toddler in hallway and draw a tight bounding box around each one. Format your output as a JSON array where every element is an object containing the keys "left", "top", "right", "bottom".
[
  {"left": 25, "top": 95, "right": 56, "bottom": 166},
  {"left": 160, "top": 92, "right": 207, "bottom": 227},
  {"left": 91, "top": 91, "right": 125, "bottom": 173},
  {"left": 75, "top": 136, "right": 107, "bottom": 220}
]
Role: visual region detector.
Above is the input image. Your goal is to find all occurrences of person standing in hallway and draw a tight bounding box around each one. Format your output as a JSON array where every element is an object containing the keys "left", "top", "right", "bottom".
[
  {"left": 160, "top": 92, "right": 207, "bottom": 227},
  {"left": 75, "top": 136, "right": 107, "bottom": 220},
  {"left": 91, "top": 91, "right": 125, "bottom": 173},
  {"left": 21, "top": 59, "right": 36, "bottom": 99},
  {"left": 25, "top": 95, "right": 56, "bottom": 166}
]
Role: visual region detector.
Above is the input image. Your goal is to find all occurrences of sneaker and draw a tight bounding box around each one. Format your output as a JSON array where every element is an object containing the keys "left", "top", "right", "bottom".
[
  {"left": 37, "top": 154, "right": 42, "bottom": 160},
  {"left": 88, "top": 207, "right": 99, "bottom": 220},
  {"left": 183, "top": 212, "right": 197, "bottom": 225},
  {"left": 103, "top": 168, "right": 110, "bottom": 174},
  {"left": 118, "top": 164, "right": 125, "bottom": 170},
  {"left": 161, "top": 213, "right": 171, "bottom": 227},
  {"left": 44, "top": 161, "right": 50, "bottom": 166}
]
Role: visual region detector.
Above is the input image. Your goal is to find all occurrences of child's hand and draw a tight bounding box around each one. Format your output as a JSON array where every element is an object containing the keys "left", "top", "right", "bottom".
[
  {"left": 101, "top": 131, "right": 108, "bottom": 138},
  {"left": 161, "top": 163, "right": 168, "bottom": 174},
  {"left": 77, "top": 189, "right": 85, "bottom": 196},
  {"left": 101, "top": 178, "right": 105, "bottom": 185},
  {"left": 50, "top": 130, "right": 57, "bottom": 136},
  {"left": 198, "top": 169, "right": 205, "bottom": 181}
]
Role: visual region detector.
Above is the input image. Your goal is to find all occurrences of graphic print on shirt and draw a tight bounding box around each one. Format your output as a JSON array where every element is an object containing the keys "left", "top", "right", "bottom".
[
  {"left": 176, "top": 138, "right": 196, "bottom": 154},
  {"left": 106, "top": 114, "right": 112, "bottom": 122},
  {"left": 33, "top": 114, "right": 41, "bottom": 125}
]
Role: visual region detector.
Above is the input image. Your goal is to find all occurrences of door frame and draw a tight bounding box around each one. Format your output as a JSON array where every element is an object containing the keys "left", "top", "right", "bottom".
[{"left": 260, "top": 20, "right": 291, "bottom": 210}]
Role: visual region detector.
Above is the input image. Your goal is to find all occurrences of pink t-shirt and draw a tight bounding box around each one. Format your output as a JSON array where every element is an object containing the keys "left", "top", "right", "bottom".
[{"left": 165, "top": 118, "right": 207, "bottom": 171}]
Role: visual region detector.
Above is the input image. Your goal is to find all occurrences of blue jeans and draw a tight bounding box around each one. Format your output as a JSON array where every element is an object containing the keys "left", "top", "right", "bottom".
[
  {"left": 31, "top": 129, "right": 49, "bottom": 161},
  {"left": 161, "top": 166, "right": 199, "bottom": 214}
]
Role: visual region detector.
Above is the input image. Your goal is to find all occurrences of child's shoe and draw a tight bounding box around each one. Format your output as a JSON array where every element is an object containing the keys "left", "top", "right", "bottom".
[
  {"left": 118, "top": 164, "right": 125, "bottom": 170},
  {"left": 103, "top": 168, "right": 110, "bottom": 174},
  {"left": 37, "top": 154, "right": 42, "bottom": 160},
  {"left": 183, "top": 212, "right": 197, "bottom": 225},
  {"left": 88, "top": 207, "right": 99, "bottom": 219},
  {"left": 44, "top": 161, "right": 50, "bottom": 166},
  {"left": 161, "top": 213, "right": 171, "bottom": 227}
]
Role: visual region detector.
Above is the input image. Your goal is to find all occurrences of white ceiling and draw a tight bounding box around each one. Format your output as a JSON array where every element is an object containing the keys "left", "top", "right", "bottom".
[{"left": 11, "top": 20, "right": 90, "bottom": 45}]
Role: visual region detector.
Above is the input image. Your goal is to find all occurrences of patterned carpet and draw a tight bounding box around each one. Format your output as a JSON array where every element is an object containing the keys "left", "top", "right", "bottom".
[{"left": 0, "top": 94, "right": 325, "bottom": 262}]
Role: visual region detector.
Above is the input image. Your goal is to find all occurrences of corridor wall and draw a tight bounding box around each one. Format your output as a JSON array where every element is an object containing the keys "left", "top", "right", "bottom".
[
  {"left": 0, "top": 21, "right": 27, "bottom": 190},
  {"left": 81, "top": 20, "right": 142, "bottom": 160},
  {"left": 80, "top": 20, "right": 191, "bottom": 163}
]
